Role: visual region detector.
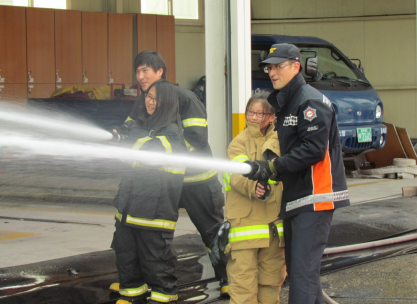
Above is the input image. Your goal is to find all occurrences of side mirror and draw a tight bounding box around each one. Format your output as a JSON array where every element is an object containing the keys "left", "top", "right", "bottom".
[
  {"left": 305, "top": 56, "right": 318, "bottom": 78},
  {"left": 305, "top": 56, "right": 322, "bottom": 81}
]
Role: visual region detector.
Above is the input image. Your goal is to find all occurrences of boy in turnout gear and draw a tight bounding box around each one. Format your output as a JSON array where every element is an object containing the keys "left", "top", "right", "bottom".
[
  {"left": 111, "top": 80, "right": 186, "bottom": 304},
  {"left": 216, "top": 91, "right": 286, "bottom": 304},
  {"left": 246, "top": 44, "right": 350, "bottom": 304},
  {"left": 111, "top": 51, "right": 228, "bottom": 297}
]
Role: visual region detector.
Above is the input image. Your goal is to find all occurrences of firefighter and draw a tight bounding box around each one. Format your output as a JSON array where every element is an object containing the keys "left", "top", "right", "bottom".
[
  {"left": 245, "top": 43, "right": 350, "bottom": 303},
  {"left": 111, "top": 51, "right": 228, "bottom": 297},
  {"left": 212, "top": 91, "right": 286, "bottom": 304},
  {"left": 111, "top": 80, "right": 186, "bottom": 304}
]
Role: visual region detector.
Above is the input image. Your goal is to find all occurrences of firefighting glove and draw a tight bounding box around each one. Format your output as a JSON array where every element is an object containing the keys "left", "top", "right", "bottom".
[
  {"left": 209, "top": 221, "right": 231, "bottom": 266},
  {"left": 243, "top": 160, "right": 277, "bottom": 181},
  {"left": 263, "top": 149, "right": 282, "bottom": 182},
  {"left": 112, "top": 122, "right": 130, "bottom": 141},
  {"left": 111, "top": 132, "right": 128, "bottom": 141}
]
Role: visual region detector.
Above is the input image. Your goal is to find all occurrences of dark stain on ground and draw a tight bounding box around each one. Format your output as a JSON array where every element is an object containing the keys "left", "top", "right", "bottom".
[
  {"left": 0, "top": 234, "right": 225, "bottom": 304},
  {"left": 328, "top": 197, "right": 417, "bottom": 246}
]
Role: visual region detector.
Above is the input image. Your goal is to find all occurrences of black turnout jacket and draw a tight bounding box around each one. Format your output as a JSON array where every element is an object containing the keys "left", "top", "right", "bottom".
[
  {"left": 268, "top": 73, "right": 350, "bottom": 219},
  {"left": 113, "top": 114, "right": 187, "bottom": 233},
  {"left": 128, "top": 86, "right": 217, "bottom": 185}
]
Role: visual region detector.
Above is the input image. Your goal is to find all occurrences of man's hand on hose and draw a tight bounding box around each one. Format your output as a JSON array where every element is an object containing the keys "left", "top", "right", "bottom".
[
  {"left": 209, "top": 221, "right": 231, "bottom": 266},
  {"left": 243, "top": 160, "right": 276, "bottom": 181},
  {"left": 262, "top": 150, "right": 282, "bottom": 182}
]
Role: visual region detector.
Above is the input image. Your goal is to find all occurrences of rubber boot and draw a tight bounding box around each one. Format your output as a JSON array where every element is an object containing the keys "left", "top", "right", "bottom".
[
  {"left": 220, "top": 280, "right": 229, "bottom": 297},
  {"left": 109, "top": 282, "right": 120, "bottom": 293}
]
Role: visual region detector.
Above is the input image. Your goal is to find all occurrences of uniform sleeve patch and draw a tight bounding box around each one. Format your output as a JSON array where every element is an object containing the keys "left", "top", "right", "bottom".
[
  {"left": 303, "top": 106, "right": 317, "bottom": 122},
  {"left": 322, "top": 95, "right": 332, "bottom": 107},
  {"left": 307, "top": 125, "right": 318, "bottom": 131}
]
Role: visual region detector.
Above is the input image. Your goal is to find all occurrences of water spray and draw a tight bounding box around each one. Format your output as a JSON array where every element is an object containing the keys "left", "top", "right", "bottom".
[
  {"left": 0, "top": 102, "right": 113, "bottom": 141},
  {"left": 0, "top": 101, "right": 251, "bottom": 175},
  {"left": 0, "top": 134, "right": 252, "bottom": 175}
]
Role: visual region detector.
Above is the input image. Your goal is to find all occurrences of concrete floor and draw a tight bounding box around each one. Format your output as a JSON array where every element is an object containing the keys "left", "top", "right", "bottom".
[{"left": 0, "top": 160, "right": 416, "bottom": 303}]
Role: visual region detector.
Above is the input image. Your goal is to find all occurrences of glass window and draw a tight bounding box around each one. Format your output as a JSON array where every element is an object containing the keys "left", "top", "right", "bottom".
[
  {"left": 0, "top": 0, "right": 25, "bottom": 6},
  {"left": 141, "top": 0, "right": 169, "bottom": 15},
  {"left": 251, "top": 50, "right": 270, "bottom": 81},
  {"left": 0, "top": 0, "right": 66, "bottom": 8},
  {"left": 299, "top": 47, "right": 360, "bottom": 80},
  {"left": 173, "top": 0, "right": 198, "bottom": 20},
  {"left": 33, "top": 0, "right": 66, "bottom": 9},
  {"left": 13, "top": 0, "right": 27, "bottom": 5}
]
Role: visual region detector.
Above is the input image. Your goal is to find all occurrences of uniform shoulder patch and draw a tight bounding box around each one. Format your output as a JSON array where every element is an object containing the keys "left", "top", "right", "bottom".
[
  {"left": 322, "top": 95, "right": 332, "bottom": 107},
  {"left": 303, "top": 106, "right": 317, "bottom": 122}
]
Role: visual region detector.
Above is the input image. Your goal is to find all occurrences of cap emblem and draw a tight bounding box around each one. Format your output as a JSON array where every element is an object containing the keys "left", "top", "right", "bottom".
[{"left": 270, "top": 47, "right": 276, "bottom": 53}]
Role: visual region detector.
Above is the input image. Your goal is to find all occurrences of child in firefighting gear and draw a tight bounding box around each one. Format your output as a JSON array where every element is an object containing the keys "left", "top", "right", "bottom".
[
  {"left": 111, "top": 79, "right": 187, "bottom": 304},
  {"left": 221, "top": 91, "right": 286, "bottom": 304},
  {"left": 111, "top": 51, "right": 228, "bottom": 297}
]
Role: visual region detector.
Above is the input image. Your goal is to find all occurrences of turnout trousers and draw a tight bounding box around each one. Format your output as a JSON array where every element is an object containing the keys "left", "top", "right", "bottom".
[
  {"left": 111, "top": 221, "right": 178, "bottom": 303},
  {"left": 179, "top": 178, "right": 228, "bottom": 282},
  {"left": 226, "top": 229, "right": 286, "bottom": 304},
  {"left": 284, "top": 210, "right": 334, "bottom": 304}
]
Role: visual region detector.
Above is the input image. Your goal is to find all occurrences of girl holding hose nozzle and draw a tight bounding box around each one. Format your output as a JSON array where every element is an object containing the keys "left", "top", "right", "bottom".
[
  {"left": 110, "top": 79, "right": 187, "bottom": 304},
  {"left": 218, "top": 91, "right": 286, "bottom": 304}
]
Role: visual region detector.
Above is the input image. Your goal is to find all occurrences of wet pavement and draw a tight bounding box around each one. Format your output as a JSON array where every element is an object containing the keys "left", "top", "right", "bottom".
[
  {"left": 0, "top": 196, "right": 416, "bottom": 303},
  {"left": 0, "top": 157, "right": 417, "bottom": 303}
]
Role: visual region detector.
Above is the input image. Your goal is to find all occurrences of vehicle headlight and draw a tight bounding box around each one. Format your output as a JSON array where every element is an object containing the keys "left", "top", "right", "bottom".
[{"left": 375, "top": 105, "right": 382, "bottom": 119}]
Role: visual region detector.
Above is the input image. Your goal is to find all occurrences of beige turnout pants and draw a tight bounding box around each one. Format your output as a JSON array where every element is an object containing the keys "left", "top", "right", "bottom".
[{"left": 227, "top": 233, "right": 286, "bottom": 304}]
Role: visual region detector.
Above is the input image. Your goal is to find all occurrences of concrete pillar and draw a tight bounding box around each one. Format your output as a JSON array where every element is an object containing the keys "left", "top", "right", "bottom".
[
  {"left": 205, "top": 0, "right": 252, "bottom": 159},
  {"left": 230, "top": 0, "right": 251, "bottom": 138},
  {"left": 205, "top": 0, "right": 227, "bottom": 158}
]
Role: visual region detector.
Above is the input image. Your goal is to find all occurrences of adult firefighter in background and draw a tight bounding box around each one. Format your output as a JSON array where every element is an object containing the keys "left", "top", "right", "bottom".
[{"left": 245, "top": 44, "right": 350, "bottom": 304}]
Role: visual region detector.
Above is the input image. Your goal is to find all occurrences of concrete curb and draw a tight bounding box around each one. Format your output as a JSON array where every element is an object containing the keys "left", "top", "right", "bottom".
[{"left": 0, "top": 183, "right": 117, "bottom": 204}]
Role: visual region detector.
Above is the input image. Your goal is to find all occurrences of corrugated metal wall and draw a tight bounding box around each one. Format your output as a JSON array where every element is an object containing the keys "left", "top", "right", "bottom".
[{"left": 251, "top": 0, "right": 417, "bottom": 137}]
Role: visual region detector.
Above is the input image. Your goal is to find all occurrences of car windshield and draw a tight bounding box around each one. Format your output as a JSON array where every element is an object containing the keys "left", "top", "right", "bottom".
[
  {"left": 252, "top": 45, "right": 364, "bottom": 82},
  {"left": 299, "top": 46, "right": 361, "bottom": 81}
]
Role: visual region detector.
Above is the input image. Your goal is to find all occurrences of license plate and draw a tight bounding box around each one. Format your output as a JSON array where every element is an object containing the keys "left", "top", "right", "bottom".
[{"left": 357, "top": 127, "right": 372, "bottom": 143}]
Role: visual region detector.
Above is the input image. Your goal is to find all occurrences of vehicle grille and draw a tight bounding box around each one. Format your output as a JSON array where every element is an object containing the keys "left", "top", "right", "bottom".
[{"left": 342, "top": 136, "right": 377, "bottom": 152}]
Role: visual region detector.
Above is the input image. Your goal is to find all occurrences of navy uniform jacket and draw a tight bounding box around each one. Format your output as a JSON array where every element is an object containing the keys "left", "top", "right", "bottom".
[{"left": 268, "top": 73, "right": 350, "bottom": 219}]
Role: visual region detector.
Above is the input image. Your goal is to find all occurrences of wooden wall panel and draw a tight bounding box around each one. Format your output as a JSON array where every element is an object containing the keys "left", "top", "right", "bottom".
[
  {"left": 137, "top": 14, "right": 157, "bottom": 53},
  {"left": 108, "top": 13, "right": 133, "bottom": 85},
  {"left": 0, "top": 6, "right": 27, "bottom": 84},
  {"left": 28, "top": 84, "right": 56, "bottom": 98},
  {"left": 156, "top": 15, "right": 175, "bottom": 83},
  {"left": 26, "top": 7, "right": 55, "bottom": 84},
  {"left": 82, "top": 11, "right": 108, "bottom": 84},
  {"left": 55, "top": 9, "right": 82, "bottom": 84},
  {"left": 0, "top": 84, "right": 28, "bottom": 104}
]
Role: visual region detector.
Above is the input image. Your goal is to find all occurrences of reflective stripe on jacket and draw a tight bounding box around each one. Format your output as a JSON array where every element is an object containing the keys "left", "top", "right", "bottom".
[
  {"left": 268, "top": 73, "right": 350, "bottom": 219},
  {"left": 224, "top": 121, "right": 284, "bottom": 250},
  {"left": 131, "top": 135, "right": 185, "bottom": 174},
  {"left": 128, "top": 86, "right": 217, "bottom": 185},
  {"left": 113, "top": 122, "right": 186, "bottom": 233}
]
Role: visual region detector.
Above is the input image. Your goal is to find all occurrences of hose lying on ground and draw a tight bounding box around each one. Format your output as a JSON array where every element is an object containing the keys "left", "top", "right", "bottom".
[
  {"left": 321, "top": 232, "right": 417, "bottom": 303},
  {"left": 323, "top": 233, "right": 417, "bottom": 255}
]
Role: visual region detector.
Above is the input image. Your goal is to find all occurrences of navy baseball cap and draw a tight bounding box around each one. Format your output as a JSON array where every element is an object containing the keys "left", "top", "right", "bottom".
[{"left": 258, "top": 43, "right": 301, "bottom": 67}]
